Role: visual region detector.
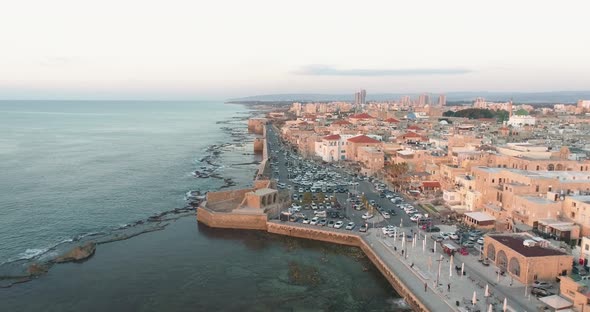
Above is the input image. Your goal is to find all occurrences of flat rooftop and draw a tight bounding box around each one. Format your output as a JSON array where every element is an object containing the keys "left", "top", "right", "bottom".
[{"left": 488, "top": 235, "right": 568, "bottom": 257}]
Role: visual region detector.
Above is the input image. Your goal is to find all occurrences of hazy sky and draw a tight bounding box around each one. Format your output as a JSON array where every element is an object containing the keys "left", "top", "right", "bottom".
[{"left": 1, "top": 0, "right": 589, "bottom": 99}]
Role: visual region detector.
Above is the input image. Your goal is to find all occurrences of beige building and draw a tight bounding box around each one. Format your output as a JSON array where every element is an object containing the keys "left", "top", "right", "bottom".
[{"left": 484, "top": 234, "right": 572, "bottom": 284}]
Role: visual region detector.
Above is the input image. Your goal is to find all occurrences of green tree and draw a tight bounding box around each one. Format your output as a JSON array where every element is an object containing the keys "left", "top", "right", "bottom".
[{"left": 514, "top": 108, "right": 529, "bottom": 116}]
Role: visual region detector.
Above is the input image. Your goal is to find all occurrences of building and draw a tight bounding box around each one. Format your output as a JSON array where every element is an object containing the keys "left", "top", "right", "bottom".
[
  {"left": 483, "top": 234, "right": 572, "bottom": 284},
  {"left": 345, "top": 135, "right": 383, "bottom": 163},
  {"left": 354, "top": 89, "right": 366, "bottom": 105},
  {"left": 418, "top": 93, "right": 430, "bottom": 106},
  {"left": 507, "top": 115, "right": 536, "bottom": 127},
  {"left": 438, "top": 94, "right": 446, "bottom": 107}
]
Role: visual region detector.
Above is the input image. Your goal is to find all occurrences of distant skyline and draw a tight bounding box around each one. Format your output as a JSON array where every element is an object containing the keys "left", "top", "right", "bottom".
[{"left": 1, "top": 0, "right": 589, "bottom": 100}]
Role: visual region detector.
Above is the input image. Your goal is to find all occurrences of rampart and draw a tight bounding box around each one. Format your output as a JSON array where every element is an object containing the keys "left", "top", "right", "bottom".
[{"left": 196, "top": 208, "right": 268, "bottom": 230}]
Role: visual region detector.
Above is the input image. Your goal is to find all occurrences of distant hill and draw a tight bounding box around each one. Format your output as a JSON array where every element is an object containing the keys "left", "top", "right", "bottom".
[{"left": 229, "top": 91, "right": 590, "bottom": 104}]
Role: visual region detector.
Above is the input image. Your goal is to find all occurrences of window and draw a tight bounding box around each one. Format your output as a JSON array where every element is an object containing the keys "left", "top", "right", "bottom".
[
  {"left": 535, "top": 185, "right": 539, "bottom": 192},
  {"left": 585, "top": 244, "right": 589, "bottom": 251},
  {"left": 571, "top": 212, "right": 576, "bottom": 218}
]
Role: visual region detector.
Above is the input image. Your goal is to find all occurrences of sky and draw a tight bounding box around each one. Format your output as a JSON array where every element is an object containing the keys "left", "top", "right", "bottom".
[{"left": 0, "top": 0, "right": 589, "bottom": 100}]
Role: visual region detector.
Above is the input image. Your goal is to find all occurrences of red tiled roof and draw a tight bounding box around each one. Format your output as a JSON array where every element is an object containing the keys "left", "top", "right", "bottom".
[
  {"left": 323, "top": 134, "right": 341, "bottom": 140},
  {"left": 331, "top": 119, "right": 352, "bottom": 125},
  {"left": 347, "top": 135, "right": 381, "bottom": 144},
  {"left": 408, "top": 125, "right": 423, "bottom": 130},
  {"left": 349, "top": 113, "right": 375, "bottom": 119},
  {"left": 403, "top": 132, "right": 422, "bottom": 138},
  {"left": 385, "top": 118, "right": 400, "bottom": 123},
  {"left": 422, "top": 181, "right": 441, "bottom": 188}
]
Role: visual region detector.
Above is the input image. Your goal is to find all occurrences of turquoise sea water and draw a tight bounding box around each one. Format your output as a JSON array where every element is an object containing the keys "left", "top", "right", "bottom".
[
  {"left": 0, "top": 101, "right": 253, "bottom": 263},
  {"left": 0, "top": 101, "right": 402, "bottom": 311}
]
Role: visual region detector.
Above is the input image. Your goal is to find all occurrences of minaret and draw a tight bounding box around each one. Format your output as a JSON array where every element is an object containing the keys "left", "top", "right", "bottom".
[{"left": 508, "top": 100, "right": 513, "bottom": 118}]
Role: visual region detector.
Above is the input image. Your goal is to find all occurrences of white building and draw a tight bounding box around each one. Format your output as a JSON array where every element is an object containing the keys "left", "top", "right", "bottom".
[{"left": 507, "top": 115, "right": 536, "bottom": 127}]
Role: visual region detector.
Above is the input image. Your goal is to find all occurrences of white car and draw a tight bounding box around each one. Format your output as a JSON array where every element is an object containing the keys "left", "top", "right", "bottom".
[
  {"left": 291, "top": 204, "right": 301, "bottom": 211},
  {"left": 362, "top": 213, "right": 374, "bottom": 220},
  {"left": 382, "top": 226, "right": 396, "bottom": 235},
  {"left": 334, "top": 221, "right": 344, "bottom": 229},
  {"left": 410, "top": 214, "right": 423, "bottom": 222},
  {"left": 345, "top": 222, "right": 356, "bottom": 230},
  {"left": 310, "top": 217, "right": 319, "bottom": 225},
  {"left": 311, "top": 203, "right": 318, "bottom": 210},
  {"left": 477, "top": 237, "right": 484, "bottom": 245},
  {"left": 449, "top": 233, "right": 459, "bottom": 240},
  {"left": 382, "top": 212, "right": 391, "bottom": 219},
  {"left": 302, "top": 217, "right": 310, "bottom": 224}
]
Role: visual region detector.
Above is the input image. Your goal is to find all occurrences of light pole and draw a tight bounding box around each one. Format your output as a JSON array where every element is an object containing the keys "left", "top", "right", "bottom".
[{"left": 436, "top": 254, "right": 444, "bottom": 286}]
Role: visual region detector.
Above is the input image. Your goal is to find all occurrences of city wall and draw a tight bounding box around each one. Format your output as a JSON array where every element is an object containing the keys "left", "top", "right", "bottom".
[{"left": 196, "top": 208, "right": 268, "bottom": 230}]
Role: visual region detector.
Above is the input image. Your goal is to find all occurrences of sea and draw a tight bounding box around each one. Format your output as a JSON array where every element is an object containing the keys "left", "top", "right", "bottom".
[{"left": 0, "top": 101, "right": 404, "bottom": 311}]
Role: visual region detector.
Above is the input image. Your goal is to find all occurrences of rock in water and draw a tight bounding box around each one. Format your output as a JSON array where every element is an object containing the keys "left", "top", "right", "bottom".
[
  {"left": 54, "top": 242, "right": 97, "bottom": 263},
  {"left": 27, "top": 263, "right": 49, "bottom": 276}
]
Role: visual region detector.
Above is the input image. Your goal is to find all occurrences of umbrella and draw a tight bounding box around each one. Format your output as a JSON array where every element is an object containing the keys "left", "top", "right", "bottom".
[
  {"left": 401, "top": 232, "right": 406, "bottom": 249},
  {"left": 434, "top": 241, "right": 437, "bottom": 253},
  {"left": 484, "top": 284, "right": 489, "bottom": 297},
  {"left": 461, "top": 262, "right": 464, "bottom": 277},
  {"left": 472, "top": 290, "right": 477, "bottom": 306},
  {"left": 488, "top": 304, "right": 493, "bottom": 312},
  {"left": 449, "top": 255, "right": 454, "bottom": 277},
  {"left": 503, "top": 298, "right": 507, "bottom": 312},
  {"left": 422, "top": 238, "right": 426, "bottom": 253}
]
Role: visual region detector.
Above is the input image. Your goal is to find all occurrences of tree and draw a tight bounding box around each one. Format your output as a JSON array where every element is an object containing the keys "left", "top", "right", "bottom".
[{"left": 514, "top": 108, "right": 529, "bottom": 116}]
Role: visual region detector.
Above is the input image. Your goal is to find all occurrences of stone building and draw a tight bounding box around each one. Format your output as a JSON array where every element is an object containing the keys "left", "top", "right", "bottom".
[{"left": 484, "top": 234, "right": 572, "bottom": 284}]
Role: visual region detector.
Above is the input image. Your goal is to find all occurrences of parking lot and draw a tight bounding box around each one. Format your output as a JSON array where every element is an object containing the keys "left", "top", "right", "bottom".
[{"left": 266, "top": 126, "right": 431, "bottom": 237}]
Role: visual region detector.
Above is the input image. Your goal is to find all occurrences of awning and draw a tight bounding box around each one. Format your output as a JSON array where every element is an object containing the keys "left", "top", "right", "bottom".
[
  {"left": 464, "top": 211, "right": 496, "bottom": 222},
  {"left": 539, "top": 295, "right": 573, "bottom": 310}
]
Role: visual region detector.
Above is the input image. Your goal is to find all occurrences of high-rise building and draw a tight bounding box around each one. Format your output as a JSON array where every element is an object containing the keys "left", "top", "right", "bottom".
[
  {"left": 418, "top": 93, "right": 430, "bottom": 106},
  {"left": 354, "top": 89, "right": 366, "bottom": 105},
  {"left": 438, "top": 94, "right": 446, "bottom": 107}
]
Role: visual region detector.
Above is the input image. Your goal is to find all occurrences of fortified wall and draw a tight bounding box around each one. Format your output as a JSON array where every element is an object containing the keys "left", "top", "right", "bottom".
[{"left": 248, "top": 118, "right": 267, "bottom": 135}]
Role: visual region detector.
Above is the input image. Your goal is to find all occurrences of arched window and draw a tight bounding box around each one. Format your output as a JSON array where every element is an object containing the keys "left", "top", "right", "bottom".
[
  {"left": 509, "top": 257, "right": 521, "bottom": 276},
  {"left": 273, "top": 193, "right": 277, "bottom": 203},
  {"left": 556, "top": 164, "right": 564, "bottom": 171},
  {"left": 487, "top": 244, "right": 496, "bottom": 261},
  {"left": 536, "top": 165, "right": 540, "bottom": 171},
  {"left": 261, "top": 196, "right": 266, "bottom": 206},
  {"left": 497, "top": 250, "right": 508, "bottom": 270},
  {"left": 548, "top": 164, "right": 555, "bottom": 171}
]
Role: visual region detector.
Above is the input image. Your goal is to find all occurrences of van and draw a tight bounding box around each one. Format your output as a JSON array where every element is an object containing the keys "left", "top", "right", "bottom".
[{"left": 314, "top": 211, "right": 327, "bottom": 218}]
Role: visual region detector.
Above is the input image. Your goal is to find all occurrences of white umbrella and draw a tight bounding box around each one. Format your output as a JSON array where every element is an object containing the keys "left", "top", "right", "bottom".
[
  {"left": 449, "top": 255, "right": 454, "bottom": 277},
  {"left": 461, "top": 262, "right": 464, "bottom": 278},
  {"left": 433, "top": 241, "right": 437, "bottom": 253},
  {"left": 488, "top": 304, "right": 493, "bottom": 312},
  {"left": 484, "top": 284, "right": 489, "bottom": 297},
  {"left": 503, "top": 298, "right": 507, "bottom": 312},
  {"left": 422, "top": 238, "right": 426, "bottom": 253},
  {"left": 400, "top": 219, "right": 403, "bottom": 227},
  {"left": 401, "top": 232, "right": 406, "bottom": 249},
  {"left": 472, "top": 290, "right": 477, "bottom": 306}
]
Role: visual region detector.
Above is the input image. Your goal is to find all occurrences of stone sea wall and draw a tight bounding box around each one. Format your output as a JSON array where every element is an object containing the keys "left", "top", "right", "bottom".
[{"left": 196, "top": 208, "right": 268, "bottom": 230}]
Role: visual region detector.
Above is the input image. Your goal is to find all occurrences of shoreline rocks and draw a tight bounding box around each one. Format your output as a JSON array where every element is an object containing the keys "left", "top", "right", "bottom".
[{"left": 54, "top": 242, "right": 96, "bottom": 263}]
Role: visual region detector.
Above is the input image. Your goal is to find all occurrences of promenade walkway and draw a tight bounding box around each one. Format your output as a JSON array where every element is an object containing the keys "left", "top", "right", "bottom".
[{"left": 364, "top": 226, "right": 546, "bottom": 312}]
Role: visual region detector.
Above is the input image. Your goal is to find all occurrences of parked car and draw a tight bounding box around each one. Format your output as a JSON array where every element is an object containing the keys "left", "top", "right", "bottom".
[
  {"left": 327, "top": 220, "right": 335, "bottom": 227},
  {"left": 425, "top": 226, "right": 441, "bottom": 232},
  {"left": 431, "top": 234, "right": 444, "bottom": 242},
  {"left": 531, "top": 287, "right": 553, "bottom": 297},
  {"left": 462, "top": 241, "right": 475, "bottom": 248},
  {"left": 362, "top": 213, "right": 374, "bottom": 220},
  {"left": 345, "top": 222, "right": 356, "bottom": 230},
  {"left": 449, "top": 233, "right": 459, "bottom": 240},
  {"left": 310, "top": 217, "right": 319, "bottom": 225},
  {"left": 532, "top": 281, "right": 553, "bottom": 289},
  {"left": 302, "top": 217, "right": 310, "bottom": 224},
  {"left": 359, "top": 224, "right": 368, "bottom": 232},
  {"left": 334, "top": 221, "right": 344, "bottom": 229},
  {"left": 319, "top": 219, "right": 327, "bottom": 226},
  {"left": 382, "top": 211, "right": 391, "bottom": 219}
]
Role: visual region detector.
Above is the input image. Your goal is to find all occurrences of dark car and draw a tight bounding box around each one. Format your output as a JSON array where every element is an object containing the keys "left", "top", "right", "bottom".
[
  {"left": 388, "top": 209, "right": 398, "bottom": 216},
  {"left": 379, "top": 193, "right": 386, "bottom": 198},
  {"left": 531, "top": 287, "right": 553, "bottom": 297},
  {"left": 425, "top": 226, "right": 441, "bottom": 232}
]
